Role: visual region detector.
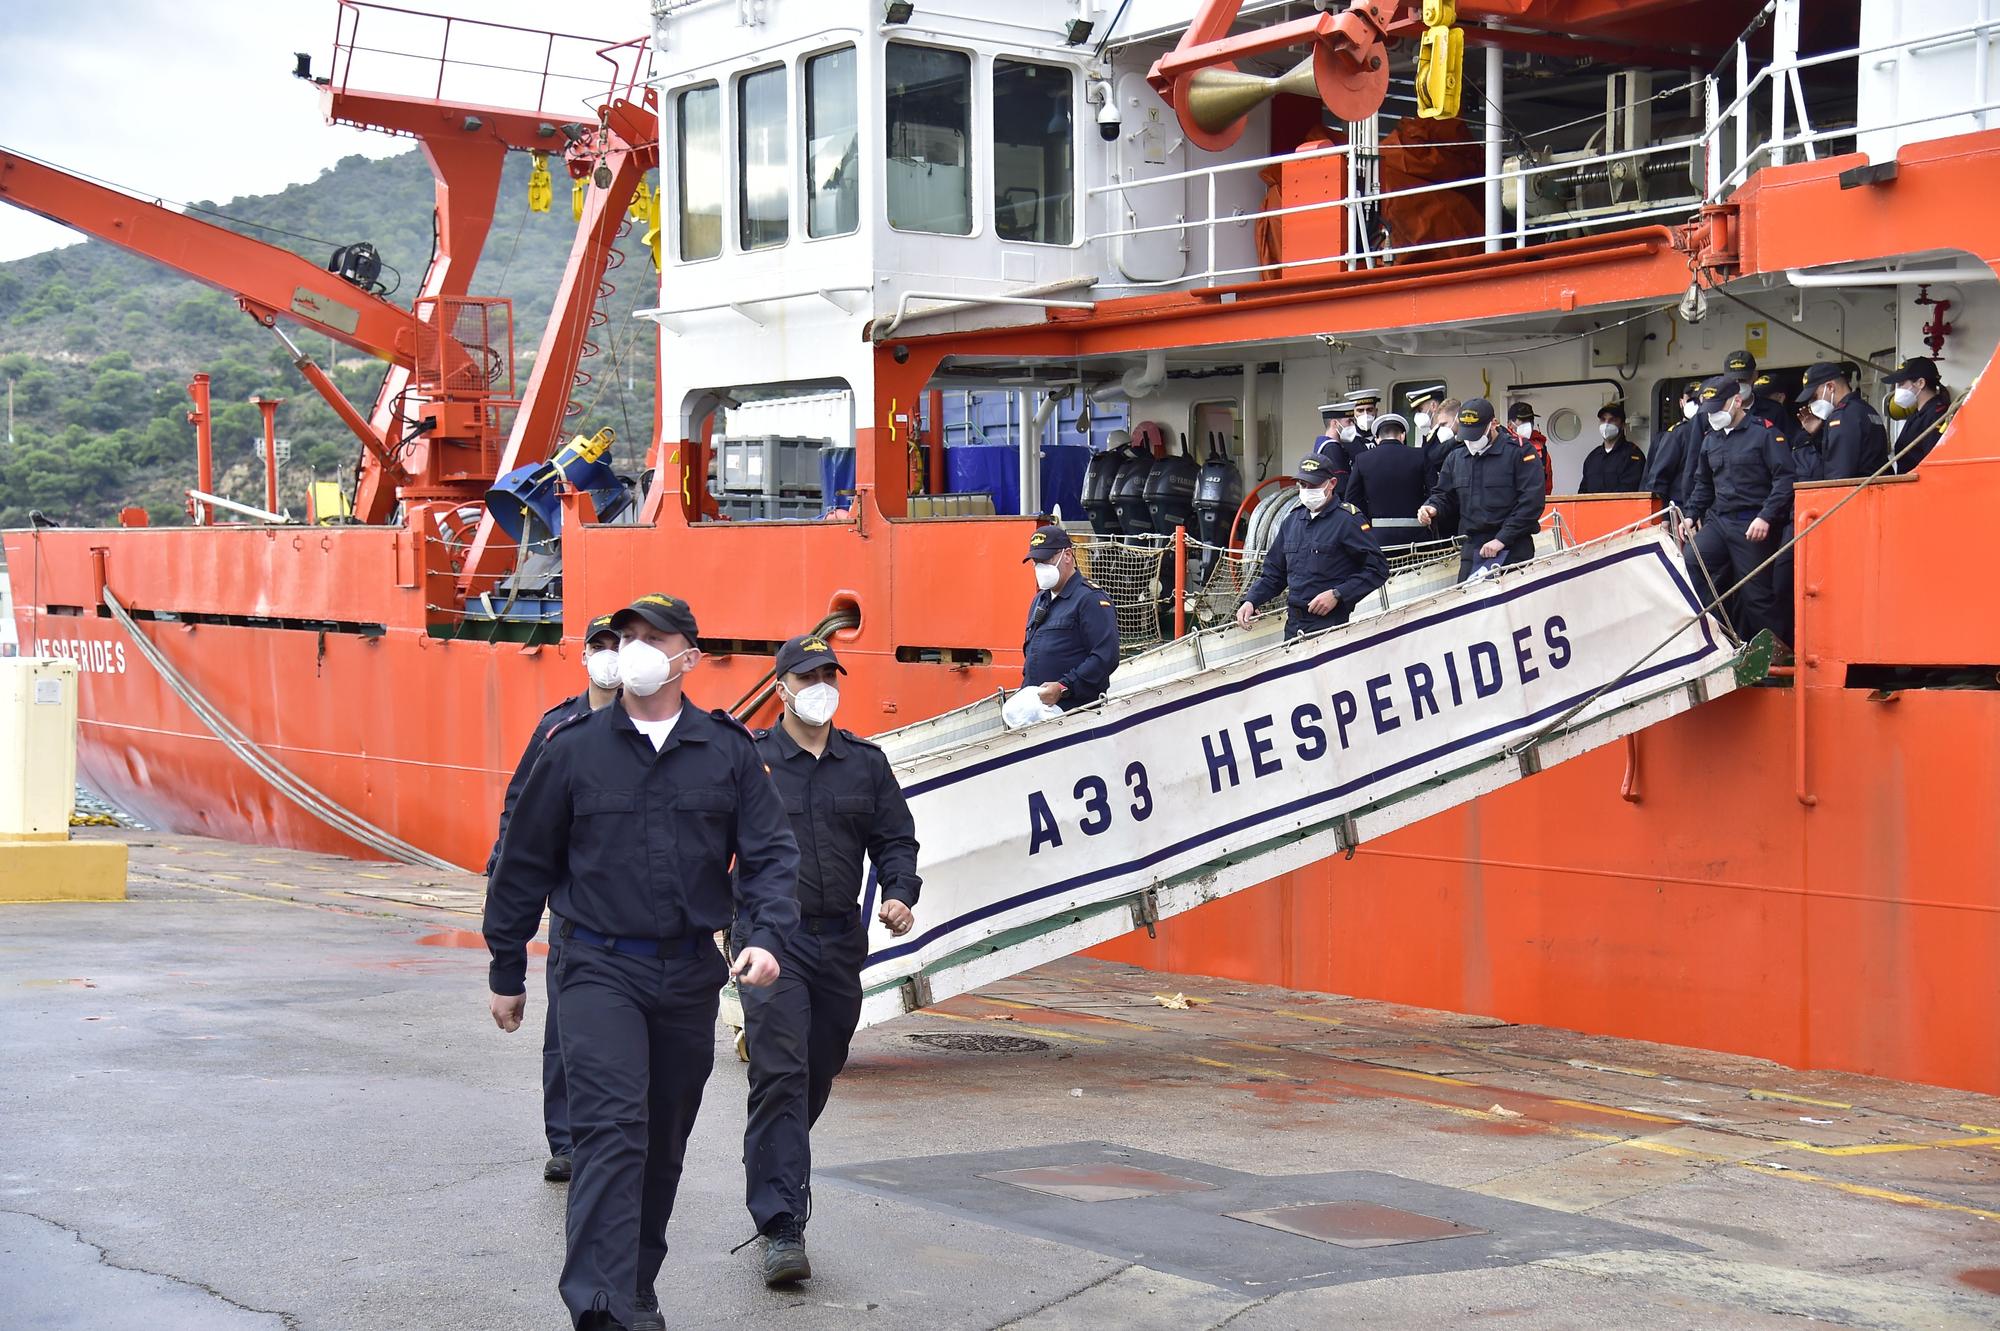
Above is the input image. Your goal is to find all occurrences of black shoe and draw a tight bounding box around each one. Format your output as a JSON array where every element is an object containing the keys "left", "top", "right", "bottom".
[
  {"left": 762, "top": 1215, "right": 811, "bottom": 1286},
  {"left": 576, "top": 1313, "right": 626, "bottom": 1331},
  {"left": 544, "top": 1153, "right": 573, "bottom": 1183},
  {"left": 630, "top": 1289, "right": 664, "bottom": 1331}
]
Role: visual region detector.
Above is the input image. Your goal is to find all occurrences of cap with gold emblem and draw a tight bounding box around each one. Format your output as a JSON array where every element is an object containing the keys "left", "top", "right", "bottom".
[
  {"left": 584, "top": 613, "right": 619, "bottom": 647},
  {"left": 774, "top": 633, "right": 846, "bottom": 678},
  {"left": 1700, "top": 375, "right": 1742, "bottom": 404},
  {"left": 609, "top": 592, "right": 699, "bottom": 639},
  {"left": 1290, "top": 454, "right": 1336, "bottom": 483},
  {"left": 1455, "top": 397, "right": 1496, "bottom": 439},
  {"left": 1023, "top": 524, "right": 1074, "bottom": 563}
]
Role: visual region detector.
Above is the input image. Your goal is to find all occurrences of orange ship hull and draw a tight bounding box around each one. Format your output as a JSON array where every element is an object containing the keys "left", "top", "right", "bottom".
[{"left": 13, "top": 137, "right": 2000, "bottom": 1100}]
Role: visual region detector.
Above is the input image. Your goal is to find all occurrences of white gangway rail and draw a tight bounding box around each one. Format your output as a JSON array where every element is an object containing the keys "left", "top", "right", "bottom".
[{"left": 853, "top": 520, "right": 1762, "bottom": 1028}]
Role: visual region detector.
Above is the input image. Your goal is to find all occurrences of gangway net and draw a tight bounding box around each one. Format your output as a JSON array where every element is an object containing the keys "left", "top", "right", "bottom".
[{"left": 852, "top": 519, "right": 1761, "bottom": 1027}]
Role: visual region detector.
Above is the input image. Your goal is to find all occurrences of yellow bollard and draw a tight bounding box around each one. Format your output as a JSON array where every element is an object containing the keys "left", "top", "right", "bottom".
[{"left": 0, "top": 658, "right": 127, "bottom": 902}]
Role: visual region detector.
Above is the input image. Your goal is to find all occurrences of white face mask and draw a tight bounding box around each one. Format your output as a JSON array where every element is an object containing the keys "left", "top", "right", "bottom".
[
  {"left": 785, "top": 681, "right": 839, "bottom": 727},
  {"left": 1298, "top": 484, "right": 1331, "bottom": 512},
  {"left": 1464, "top": 432, "right": 1494, "bottom": 457},
  {"left": 1706, "top": 408, "right": 1734, "bottom": 432},
  {"left": 1512, "top": 420, "right": 1534, "bottom": 438},
  {"left": 1682, "top": 399, "right": 1700, "bottom": 421},
  {"left": 1809, "top": 398, "right": 1835, "bottom": 421},
  {"left": 1414, "top": 412, "right": 1432, "bottom": 434},
  {"left": 1892, "top": 384, "right": 1919, "bottom": 410},
  {"left": 1435, "top": 423, "right": 1455, "bottom": 443},
  {"left": 1598, "top": 421, "right": 1620, "bottom": 441},
  {"left": 1355, "top": 412, "right": 1375, "bottom": 430},
  {"left": 1338, "top": 424, "right": 1357, "bottom": 442},
  {"left": 1033, "top": 560, "right": 1062, "bottom": 591},
  {"left": 618, "top": 639, "right": 688, "bottom": 698},
  {"left": 585, "top": 647, "right": 620, "bottom": 690}
]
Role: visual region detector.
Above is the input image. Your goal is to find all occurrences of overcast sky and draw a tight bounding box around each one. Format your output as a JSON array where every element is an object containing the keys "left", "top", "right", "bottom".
[{"left": 0, "top": 0, "right": 645, "bottom": 263}]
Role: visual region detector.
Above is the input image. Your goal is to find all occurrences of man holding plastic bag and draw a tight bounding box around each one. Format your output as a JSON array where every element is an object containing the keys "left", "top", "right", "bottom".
[{"left": 1018, "top": 525, "right": 1120, "bottom": 717}]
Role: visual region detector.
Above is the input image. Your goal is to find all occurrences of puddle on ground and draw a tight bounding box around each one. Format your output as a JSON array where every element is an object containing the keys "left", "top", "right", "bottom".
[
  {"left": 416, "top": 929, "right": 546, "bottom": 956},
  {"left": 1959, "top": 1269, "right": 2000, "bottom": 1296}
]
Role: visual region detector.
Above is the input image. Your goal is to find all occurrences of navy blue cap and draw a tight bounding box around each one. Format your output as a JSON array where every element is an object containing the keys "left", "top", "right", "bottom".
[
  {"left": 1291, "top": 454, "right": 1336, "bottom": 483},
  {"left": 1023, "top": 524, "right": 1073, "bottom": 562},
  {"left": 1507, "top": 401, "right": 1537, "bottom": 422},
  {"left": 610, "top": 593, "right": 699, "bottom": 640},
  {"left": 1700, "top": 375, "right": 1742, "bottom": 403},
  {"left": 1723, "top": 349, "right": 1757, "bottom": 376},
  {"left": 1455, "top": 398, "right": 1495, "bottom": 439},
  {"left": 775, "top": 633, "right": 845, "bottom": 679},
  {"left": 584, "top": 613, "right": 619, "bottom": 645},
  {"left": 1887, "top": 355, "right": 1938, "bottom": 386},
  {"left": 1802, "top": 362, "right": 1845, "bottom": 390}
]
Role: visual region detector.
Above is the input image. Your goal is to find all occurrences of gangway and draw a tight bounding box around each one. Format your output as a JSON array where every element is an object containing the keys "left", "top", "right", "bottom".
[{"left": 852, "top": 520, "right": 1766, "bottom": 1027}]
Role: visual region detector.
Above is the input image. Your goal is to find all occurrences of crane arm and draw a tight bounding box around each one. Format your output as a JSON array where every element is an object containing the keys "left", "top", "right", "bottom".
[{"left": 0, "top": 149, "right": 419, "bottom": 368}]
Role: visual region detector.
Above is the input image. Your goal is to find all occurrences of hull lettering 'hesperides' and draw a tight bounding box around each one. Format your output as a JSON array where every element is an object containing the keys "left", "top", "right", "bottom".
[{"left": 4, "top": 0, "right": 1998, "bottom": 1095}]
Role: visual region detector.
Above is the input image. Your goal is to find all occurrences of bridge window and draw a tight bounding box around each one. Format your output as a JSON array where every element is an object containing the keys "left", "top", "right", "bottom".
[
  {"left": 738, "top": 64, "right": 790, "bottom": 249},
  {"left": 993, "top": 59, "right": 1073, "bottom": 245},
  {"left": 807, "top": 46, "right": 859, "bottom": 238},
  {"left": 677, "top": 83, "right": 721, "bottom": 261},
  {"left": 886, "top": 42, "right": 972, "bottom": 235}
]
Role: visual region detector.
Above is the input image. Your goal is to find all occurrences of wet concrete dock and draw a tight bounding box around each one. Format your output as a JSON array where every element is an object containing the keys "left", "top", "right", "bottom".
[{"left": 4, "top": 829, "right": 1998, "bottom": 1329}]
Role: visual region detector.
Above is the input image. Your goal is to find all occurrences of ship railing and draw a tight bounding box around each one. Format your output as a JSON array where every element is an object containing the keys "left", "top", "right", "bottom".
[
  {"left": 1087, "top": 0, "right": 2000, "bottom": 292},
  {"left": 327, "top": 0, "right": 651, "bottom": 121}
]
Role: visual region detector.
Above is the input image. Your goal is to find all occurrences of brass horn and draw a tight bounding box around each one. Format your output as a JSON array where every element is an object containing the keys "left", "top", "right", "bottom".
[{"left": 1184, "top": 57, "right": 1318, "bottom": 136}]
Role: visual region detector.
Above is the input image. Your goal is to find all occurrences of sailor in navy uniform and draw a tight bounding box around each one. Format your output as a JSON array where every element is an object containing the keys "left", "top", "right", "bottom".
[
  {"left": 1885, "top": 355, "right": 1952, "bottom": 470},
  {"left": 1578, "top": 403, "right": 1647, "bottom": 494},
  {"left": 486, "top": 611, "right": 623, "bottom": 1185},
  {"left": 1420, "top": 398, "right": 1546, "bottom": 582},
  {"left": 1800, "top": 362, "right": 1887, "bottom": 481},
  {"left": 739, "top": 634, "right": 921, "bottom": 1287},
  {"left": 1312, "top": 399, "right": 1360, "bottom": 489},
  {"left": 1021, "top": 525, "right": 1121, "bottom": 710},
  {"left": 1681, "top": 378, "right": 1796, "bottom": 643},
  {"left": 1236, "top": 453, "right": 1390, "bottom": 638},
  {"left": 1342, "top": 412, "right": 1432, "bottom": 549},
  {"left": 485, "top": 593, "right": 800, "bottom": 1331}
]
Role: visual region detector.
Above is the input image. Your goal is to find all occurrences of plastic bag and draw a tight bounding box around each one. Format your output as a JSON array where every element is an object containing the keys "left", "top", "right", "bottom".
[{"left": 1002, "top": 687, "right": 1064, "bottom": 730}]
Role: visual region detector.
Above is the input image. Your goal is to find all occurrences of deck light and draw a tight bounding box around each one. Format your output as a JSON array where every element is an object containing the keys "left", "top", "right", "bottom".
[
  {"left": 1063, "top": 18, "right": 1094, "bottom": 45},
  {"left": 884, "top": 1, "right": 914, "bottom": 23}
]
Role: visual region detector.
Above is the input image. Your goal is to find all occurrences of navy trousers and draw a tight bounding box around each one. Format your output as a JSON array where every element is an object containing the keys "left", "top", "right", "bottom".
[
  {"left": 543, "top": 920, "right": 570, "bottom": 1157},
  {"left": 555, "top": 938, "right": 722, "bottom": 1330},
  {"left": 1687, "top": 516, "right": 1780, "bottom": 640},
  {"left": 1282, "top": 603, "right": 1355, "bottom": 641},
  {"left": 739, "top": 919, "right": 867, "bottom": 1232}
]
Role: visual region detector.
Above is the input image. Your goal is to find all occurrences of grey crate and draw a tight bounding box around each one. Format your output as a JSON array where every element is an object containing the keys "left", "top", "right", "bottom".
[
  {"left": 717, "top": 435, "right": 827, "bottom": 496},
  {"left": 714, "top": 493, "right": 823, "bottom": 522}
]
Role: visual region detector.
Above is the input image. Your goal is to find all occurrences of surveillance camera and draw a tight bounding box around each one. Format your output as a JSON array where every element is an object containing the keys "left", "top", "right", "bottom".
[{"left": 1096, "top": 96, "right": 1121, "bottom": 142}]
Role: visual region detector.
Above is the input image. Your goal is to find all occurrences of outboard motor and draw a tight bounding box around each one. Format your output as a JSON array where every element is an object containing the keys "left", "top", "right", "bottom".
[
  {"left": 1110, "top": 448, "right": 1159, "bottom": 534},
  {"left": 1144, "top": 448, "right": 1199, "bottom": 536},
  {"left": 1080, "top": 444, "right": 1127, "bottom": 535},
  {"left": 1191, "top": 447, "right": 1245, "bottom": 581}
]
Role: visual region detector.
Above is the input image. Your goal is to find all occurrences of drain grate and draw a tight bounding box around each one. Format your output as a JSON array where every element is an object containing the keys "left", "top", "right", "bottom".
[{"left": 908, "top": 1031, "right": 1052, "bottom": 1054}]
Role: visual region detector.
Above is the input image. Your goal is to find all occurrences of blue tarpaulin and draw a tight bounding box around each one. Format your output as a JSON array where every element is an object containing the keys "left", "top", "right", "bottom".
[{"left": 942, "top": 444, "right": 1091, "bottom": 519}]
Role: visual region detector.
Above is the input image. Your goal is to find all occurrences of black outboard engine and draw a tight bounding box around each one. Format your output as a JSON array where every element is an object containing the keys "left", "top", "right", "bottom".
[
  {"left": 1144, "top": 450, "right": 1200, "bottom": 536},
  {"left": 1110, "top": 449, "right": 1159, "bottom": 534},
  {"left": 1191, "top": 448, "right": 1245, "bottom": 582},
  {"left": 1080, "top": 446, "right": 1126, "bottom": 535}
]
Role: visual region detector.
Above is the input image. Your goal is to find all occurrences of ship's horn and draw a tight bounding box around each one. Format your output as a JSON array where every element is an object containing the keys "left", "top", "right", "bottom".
[{"left": 1185, "top": 57, "right": 1319, "bottom": 135}]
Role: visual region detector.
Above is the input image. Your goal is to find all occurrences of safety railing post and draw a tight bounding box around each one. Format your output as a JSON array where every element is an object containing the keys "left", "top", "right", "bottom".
[{"left": 1174, "top": 526, "right": 1188, "bottom": 640}]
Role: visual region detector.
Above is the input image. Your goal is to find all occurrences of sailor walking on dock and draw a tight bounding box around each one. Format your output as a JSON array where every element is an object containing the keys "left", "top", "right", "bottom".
[
  {"left": 484, "top": 593, "right": 799, "bottom": 1331},
  {"left": 484, "top": 612, "right": 623, "bottom": 1186},
  {"left": 739, "top": 633, "right": 921, "bottom": 1287}
]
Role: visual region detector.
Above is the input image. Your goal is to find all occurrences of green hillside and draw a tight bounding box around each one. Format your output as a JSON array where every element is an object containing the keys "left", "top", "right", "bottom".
[{"left": 0, "top": 149, "right": 659, "bottom": 528}]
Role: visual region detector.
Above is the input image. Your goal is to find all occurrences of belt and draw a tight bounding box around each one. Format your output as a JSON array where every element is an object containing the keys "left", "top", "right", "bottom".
[
  {"left": 1720, "top": 509, "right": 1761, "bottom": 521},
  {"left": 800, "top": 910, "right": 859, "bottom": 936},
  {"left": 563, "top": 923, "right": 707, "bottom": 959}
]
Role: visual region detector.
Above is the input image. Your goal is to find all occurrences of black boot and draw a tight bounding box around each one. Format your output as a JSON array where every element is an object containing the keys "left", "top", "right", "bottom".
[
  {"left": 544, "top": 1152, "right": 573, "bottom": 1183},
  {"left": 761, "top": 1215, "right": 811, "bottom": 1286},
  {"left": 629, "top": 1288, "right": 664, "bottom": 1331}
]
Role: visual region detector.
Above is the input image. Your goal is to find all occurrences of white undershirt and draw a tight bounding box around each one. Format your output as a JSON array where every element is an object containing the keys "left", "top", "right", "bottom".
[{"left": 630, "top": 708, "right": 681, "bottom": 751}]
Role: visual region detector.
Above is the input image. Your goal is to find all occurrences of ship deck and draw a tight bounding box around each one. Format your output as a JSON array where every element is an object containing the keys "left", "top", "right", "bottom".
[{"left": 5, "top": 831, "right": 1998, "bottom": 1330}]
